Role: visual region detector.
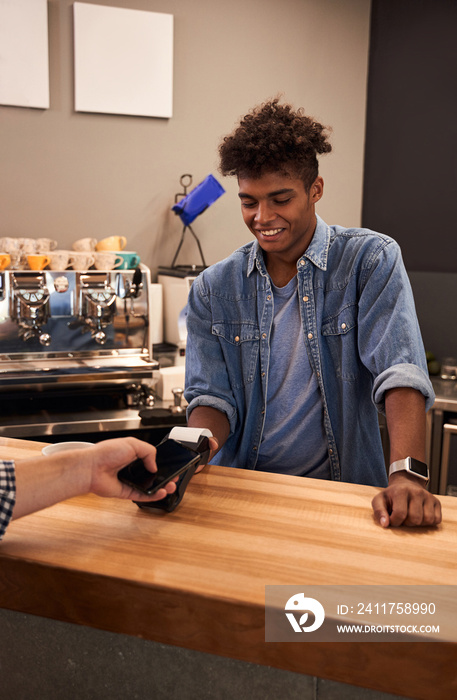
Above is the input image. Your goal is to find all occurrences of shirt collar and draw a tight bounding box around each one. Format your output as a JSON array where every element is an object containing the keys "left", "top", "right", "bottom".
[
  {"left": 301, "top": 214, "right": 330, "bottom": 270},
  {"left": 246, "top": 214, "right": 330, "bottom": 277},
  {"left": 247, "top": 241, "right": 267, "bottom": 277}
]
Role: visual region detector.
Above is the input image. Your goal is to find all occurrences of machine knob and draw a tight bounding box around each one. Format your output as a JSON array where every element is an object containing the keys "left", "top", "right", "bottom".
[
  {"left": 94, "top": 331, "right": 107, "bottom": 344},
  {"left": 39, "top": 333, "right": 52, "bottom": 347},
  {"left": 145, "top": 394, "right": 155, "bottom": 407}
]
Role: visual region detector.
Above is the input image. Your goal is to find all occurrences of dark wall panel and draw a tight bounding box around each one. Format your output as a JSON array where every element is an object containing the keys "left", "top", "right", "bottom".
[{"left": 362, "top": 0, "right": 457, "bottom": 272}]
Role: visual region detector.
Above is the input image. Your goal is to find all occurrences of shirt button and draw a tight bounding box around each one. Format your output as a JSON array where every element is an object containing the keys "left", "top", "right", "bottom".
[
  {"left": 329, "top": 448, "right": 333, "bottom": 455},
  {"left": 308, "top": 332, "right": 313, "bottom": 340},
  {"left": 299, "top": 260, "right": 305, "bottom": 266},
  {"left": 235, "top": 335, "right": 240, "bottom": 342},
  {"left": 253, "top": 445, "right": 258, "bottom": 451},
  {"left": 303, "top": 296, "right": 309, "bottom": 302},
  {"left": 262, "top": 333, "right": 267, "bottom": 339},
  {"left": 341, "top": 323, "right": 346, "bottom": 330},
  {"left": 267, "top": 295, "right": 271, "bottom": 301}
]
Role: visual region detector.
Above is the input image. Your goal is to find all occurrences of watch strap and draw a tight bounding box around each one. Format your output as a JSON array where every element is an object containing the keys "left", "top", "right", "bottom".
[{"left": 388, "top": 456, "right": 429, "bottom": 483}]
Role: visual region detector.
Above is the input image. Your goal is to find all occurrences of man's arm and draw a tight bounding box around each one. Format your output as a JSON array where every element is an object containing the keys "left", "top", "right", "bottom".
[
  {"left": 187, "top": 405, "right": 230, "bottom": 470},
  {"left": 371, "top": 387, "right": 441, "bottom": 528}
]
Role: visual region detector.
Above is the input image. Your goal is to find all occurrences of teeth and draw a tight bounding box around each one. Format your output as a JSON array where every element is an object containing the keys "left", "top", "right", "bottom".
[{"left": 260, "top": 229, "right": 281, "bottom": 236}]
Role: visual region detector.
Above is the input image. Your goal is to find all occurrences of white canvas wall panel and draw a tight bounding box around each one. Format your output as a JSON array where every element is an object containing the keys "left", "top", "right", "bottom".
[
  {"left": 0, "top": 0, "right": 49, "bottom": 109},
  {"left": 73, "top": 3, "right": 173, "bottom": 118}
]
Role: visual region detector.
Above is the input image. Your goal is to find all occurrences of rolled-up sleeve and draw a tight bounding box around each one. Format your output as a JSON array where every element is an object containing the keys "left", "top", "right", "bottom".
[
  {"left": 0, "top": 460, "right": 16, "bottom": 541},
  {"left": 373, "top": 363, "right": 435, "bottom": 413}
]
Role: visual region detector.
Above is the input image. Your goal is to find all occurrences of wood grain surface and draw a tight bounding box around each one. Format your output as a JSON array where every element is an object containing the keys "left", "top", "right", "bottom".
[{"left": 1, "top": 436, "right": 456, "bottom": 699}]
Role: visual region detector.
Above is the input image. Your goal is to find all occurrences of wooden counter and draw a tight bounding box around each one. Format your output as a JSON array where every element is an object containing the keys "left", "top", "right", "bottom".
[{"left": 1, "top": 436, "right": 456, "bottom": 699}]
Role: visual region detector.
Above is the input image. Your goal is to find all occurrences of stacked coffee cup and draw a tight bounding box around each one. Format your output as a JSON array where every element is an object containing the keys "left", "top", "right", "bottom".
[
  {"left": 0, "top": 235, "right": 139, "bottom": 271},
  {"left": 95, "top": 236, "right": 141, "bottom": 270},
  {"left": 72, "top": 237, "right": 124, "bottom": 270},
  {"left": 0, "top": 237, "right": 58, "bottom": 270}
]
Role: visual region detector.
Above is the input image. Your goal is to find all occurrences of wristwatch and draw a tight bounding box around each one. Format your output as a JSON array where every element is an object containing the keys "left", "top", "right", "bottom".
[
  {"left": 388, "top": 456, "right": 429, "bottom": 485},
  {"left": 136, "top": 426, "right": 213, "bottom": 513}
]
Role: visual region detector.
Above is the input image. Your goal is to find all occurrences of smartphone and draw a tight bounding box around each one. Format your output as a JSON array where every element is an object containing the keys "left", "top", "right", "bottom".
[{"left": 117, "top": 437, "right": 207, "bottom": 496}]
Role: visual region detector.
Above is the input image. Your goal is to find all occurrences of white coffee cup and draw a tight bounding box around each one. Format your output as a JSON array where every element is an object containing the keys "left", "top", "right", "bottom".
[
  {"left": 36, "top": 237, "right": 58, "bottom": 253},
  {"left": 42, "top": 441, "right": 94, "bottom": 455},
  {"left": 18, "top": 237, "right": 37, "bottom": 253},
  {"left": 72, "top": 237, "right": 97, "bottom": 252},
  {"left": 0, "top": 237, "right": 21, "bottom": 253},
  {"left": 48, "top": 250, "right": 71, "bottom": 270},
  {"left": 69, "top": 252, "right": 95, "bottom": 270},
  {"left": 93, "top": 252, "right": 124, "bottom": 270}
]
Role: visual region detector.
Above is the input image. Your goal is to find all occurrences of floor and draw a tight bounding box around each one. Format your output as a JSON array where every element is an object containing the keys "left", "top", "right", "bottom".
[{"left": 0, "top": 608, "right": 415, "bottom": 700}]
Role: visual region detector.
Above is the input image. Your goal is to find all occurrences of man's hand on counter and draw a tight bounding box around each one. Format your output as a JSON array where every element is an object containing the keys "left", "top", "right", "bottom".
[
  {"left": 374, "top": 388, "right": 442, "bottom": 528},
  {"left": 371, "top": 472, "right": 442, "bottom": 528}
]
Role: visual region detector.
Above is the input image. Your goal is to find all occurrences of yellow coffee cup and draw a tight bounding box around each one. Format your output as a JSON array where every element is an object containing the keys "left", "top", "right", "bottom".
[
  {"left": 96, "top": 236, "right": 127, "bottom": 252},
  {"left": 0, "top": 253, "right": 11, "bottom": 270},
  {"left": 27, "top": 254, "right": 51, "bottom": 271}
]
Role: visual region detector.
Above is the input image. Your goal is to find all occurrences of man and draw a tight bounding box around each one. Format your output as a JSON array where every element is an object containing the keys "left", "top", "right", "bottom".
[
  {"left": 0, "top": 438, "right": 176, "bottom": 540},
  {"left": 184, "top": 98, "right": 441, "bottom": 528}
]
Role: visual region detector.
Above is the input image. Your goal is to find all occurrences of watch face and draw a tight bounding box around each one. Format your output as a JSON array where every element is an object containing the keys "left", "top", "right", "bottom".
[{"left": 410, "top": 458, "right": 429, "bottom": 479}]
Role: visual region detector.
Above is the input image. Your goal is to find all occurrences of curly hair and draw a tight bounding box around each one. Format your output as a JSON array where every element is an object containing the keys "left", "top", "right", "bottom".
[{"left": 219, "top": 99, "right": 332, "bottom": 191}]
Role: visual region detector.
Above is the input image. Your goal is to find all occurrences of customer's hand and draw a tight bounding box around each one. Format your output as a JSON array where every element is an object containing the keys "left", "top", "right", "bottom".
[
  {"left": 12, "top": 437, "right": 178, "bottom": 522},
  {"left": 86, "top": 437, "right": 177, "bottom": 501},
  {"left": 371, "top": 472, "right": 442, "bottom": 527}
]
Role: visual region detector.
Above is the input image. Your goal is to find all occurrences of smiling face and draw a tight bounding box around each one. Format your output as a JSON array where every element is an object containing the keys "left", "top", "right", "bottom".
[{"left": 238, "top": 169, "right": 323, "bottom": 278}]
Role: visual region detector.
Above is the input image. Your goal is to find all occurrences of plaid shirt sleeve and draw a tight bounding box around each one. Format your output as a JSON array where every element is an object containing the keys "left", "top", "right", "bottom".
[{"left": 0, "top": 460, "right": 16, "bottom": 541}]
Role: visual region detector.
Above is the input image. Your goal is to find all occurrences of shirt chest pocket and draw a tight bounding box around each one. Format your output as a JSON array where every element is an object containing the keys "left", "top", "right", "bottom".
[
  {"left": 321, "top": 303, "right": 359, "bottom": 381},
  {"left": 212, "top": 321, "right": 260, "bottom": 388}
]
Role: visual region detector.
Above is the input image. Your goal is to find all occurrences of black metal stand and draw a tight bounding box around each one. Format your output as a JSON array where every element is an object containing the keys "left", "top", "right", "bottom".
[
  {"left": 171, "top": 174, "right": 207, "bottom": 270},
  {"left": 171, "top": 223, "right": 207, "bottom": 269}
]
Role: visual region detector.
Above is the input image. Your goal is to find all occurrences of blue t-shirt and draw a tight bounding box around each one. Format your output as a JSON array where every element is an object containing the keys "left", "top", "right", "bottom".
[{"left": 256, "top": 276, "right": 330, "bottom": 478}]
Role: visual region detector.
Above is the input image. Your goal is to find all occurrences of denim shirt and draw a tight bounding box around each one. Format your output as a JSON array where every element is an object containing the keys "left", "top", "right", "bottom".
[{"left": 184, "top": 215, "right": 434, "bottom": 487}]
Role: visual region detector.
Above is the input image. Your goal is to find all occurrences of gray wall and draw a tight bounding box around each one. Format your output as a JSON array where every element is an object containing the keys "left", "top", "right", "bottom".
[
  {"left": 0, "top": 0, "right": 371, "bottom": 279},
  {"left": 408, "top": 271, "right": 457, "bottom": 360},
  {"left": 362, "top": 0, "right": 457, "bottom": 274},
  {"left": 362, "top": 0, "right": 457, "bottom": 361}
]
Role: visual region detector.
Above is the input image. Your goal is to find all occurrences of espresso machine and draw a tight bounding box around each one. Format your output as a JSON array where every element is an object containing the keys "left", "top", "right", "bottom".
[{"left": 0, "top": 265, "right": 176, "bottom": 439}]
